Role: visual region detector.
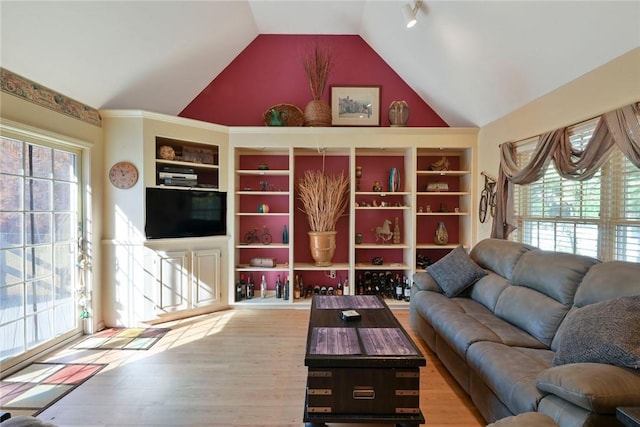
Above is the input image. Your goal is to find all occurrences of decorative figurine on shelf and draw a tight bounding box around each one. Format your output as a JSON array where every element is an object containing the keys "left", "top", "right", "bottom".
[
  {"left": 372, "top": 180, "right": 382, "bottom": 192},
  {"left": 355, "top": 232, "right": 363, "bottom": 244},
  {"left": 434, "top": 221, "right": 449, "bottom": 245},
  {"left": 429, "top": 156, "right": 450, "bottom": 171},
  {"left": 356, "top": 166, "right": 362, "bottom": 191},
  {"left": 266, "top": 109, "right": 287, "bottom": 127},
  {"left": 258, "top": 162, "right": 269, "bottom": 170},
  {"left": 373, "top": 219, "right": 393, "bottom": 244},
  {"left": 393, "top": 217, "right": 401, "bottom": 244},
  {"left": 260, "top": 180, "right": 269, "bottom": 191},
  {"left": 157, "top": 145, "right": 175, "bottom": 160},
  {"left": 371, "top": 256, "right": 384, "bottom": 266},
  {"left": 282, "top": 224, "right": 289, "bottom": 244},
  {"left": 388, "top": 100, "right": 409, "bottom": 127}
]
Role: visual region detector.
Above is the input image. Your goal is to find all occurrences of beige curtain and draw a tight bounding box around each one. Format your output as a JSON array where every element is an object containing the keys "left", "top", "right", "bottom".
[{"left": 492, "top": 102, "right": 640, "bottom": 239}]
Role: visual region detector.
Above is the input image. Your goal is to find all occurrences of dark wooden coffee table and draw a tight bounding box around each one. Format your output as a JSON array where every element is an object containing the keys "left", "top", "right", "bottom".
[{"left": 304, "top": 295, "right": 426, "bottom": 426}]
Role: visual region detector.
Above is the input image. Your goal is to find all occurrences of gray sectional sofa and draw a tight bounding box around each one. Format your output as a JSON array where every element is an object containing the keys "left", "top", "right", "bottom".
[{"left": 410, "top": 238, "right": 640, "bottom": 427}]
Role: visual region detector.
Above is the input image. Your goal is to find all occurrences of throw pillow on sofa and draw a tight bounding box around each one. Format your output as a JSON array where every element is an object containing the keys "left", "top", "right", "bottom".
[
  {"left": 553, "top": 295, "right": 640, "bottom": 369},
  {"left": 426, "top": 245, "right": 487, "bottom": 297}
]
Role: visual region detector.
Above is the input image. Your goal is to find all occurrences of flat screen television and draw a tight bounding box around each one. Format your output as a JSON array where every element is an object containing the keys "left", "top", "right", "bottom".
[{"left": 145, "top": 187, "right": 227, "bottom": 239}]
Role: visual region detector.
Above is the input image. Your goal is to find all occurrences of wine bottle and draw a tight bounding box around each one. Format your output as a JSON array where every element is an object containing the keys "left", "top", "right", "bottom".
[
  {"left": 343, "top": 276, "right": 349, "bottom": 296},
  {"left": 403, "top": 276, "right": 411, "bottom": 302},
  {"left": 240, "top": 274, "right": 247, "bottom": 299},
  {"left": 246, "top": 274, "right": 254, "bottom": 299},
  {"left": 336, "top": 276, "right": 343, "bottom": 296},
  {"left": 299, "top": 275, "right": 306, "bottom": 298},
  {"left": 260, "top": 274, "right": 267, "bottom": 299},
  {"left": 294, "top": 274, "right": 301, "bottom": 299},
  {"left": 283, "top": 275, "right": 290, "bottom": 300},
  {"left": 235, "top": 278, "right": 243, "bottom": 302},
  {"left": 395, "top": 276, "right": 403, "bottom": 300},
  {"left": 282, "top": 224, "right": 289, "bottom": 244},
  {"left": 357, "top": 273, "right": 364, "bottom": 295},
  {"left": 275, "top": 274, "right": 282, "bottom": 298}
]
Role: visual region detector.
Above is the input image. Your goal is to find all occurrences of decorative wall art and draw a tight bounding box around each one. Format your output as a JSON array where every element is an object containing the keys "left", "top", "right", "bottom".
[{"left": 331, "top": 85, "right": 381, "bottom": 126}]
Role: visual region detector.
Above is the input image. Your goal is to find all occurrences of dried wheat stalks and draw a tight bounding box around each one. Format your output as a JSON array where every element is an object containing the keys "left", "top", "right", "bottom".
[
  {"left": 302, "top": 43, "right": 332, "bottom": 100},
  {"left": 297, "top": 170, "right": 349, "bottom": 232}
]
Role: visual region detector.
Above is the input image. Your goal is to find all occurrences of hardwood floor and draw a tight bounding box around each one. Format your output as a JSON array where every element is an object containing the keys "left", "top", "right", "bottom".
[{"left": 26, "top": 308, "right": 484, "bottom": 427}]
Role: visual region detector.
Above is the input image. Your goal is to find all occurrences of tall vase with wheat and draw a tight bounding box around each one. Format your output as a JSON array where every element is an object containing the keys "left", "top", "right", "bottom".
[
  {"left": 302, "top": 43, "right": 332, "bottom": 127},
  {"left": 297, "top": 170, "right": 349, "bottom": 266}
]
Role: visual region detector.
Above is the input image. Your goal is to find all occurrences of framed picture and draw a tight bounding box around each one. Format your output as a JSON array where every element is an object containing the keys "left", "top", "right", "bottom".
[{"left": 331, "top": 85, "right": 381, "bottom": 126}]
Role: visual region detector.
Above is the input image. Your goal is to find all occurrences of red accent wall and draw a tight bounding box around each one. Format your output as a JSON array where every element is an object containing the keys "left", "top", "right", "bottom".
[{"left": 180, "top": 34, "right": 448, "bottom": 127}]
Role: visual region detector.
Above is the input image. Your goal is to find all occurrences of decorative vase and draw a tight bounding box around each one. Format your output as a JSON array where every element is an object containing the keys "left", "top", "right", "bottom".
[
  {"left": 304, "top": 99, "right": 332, "bottom": 127},
  {"left": 393, "top": 217, "right": 401, "bottom": 244},
  {"left": 308, "top": 231, "right": 337, "bottom": 266},
  {"left": 434, "top": 221, "right": 449, "bottom": 245},
  {"left": 389, "top": 167, "right": 400, "bottom": 192},
  {"left": 388, "top": 100, "right": 409, "bottom": 127}
]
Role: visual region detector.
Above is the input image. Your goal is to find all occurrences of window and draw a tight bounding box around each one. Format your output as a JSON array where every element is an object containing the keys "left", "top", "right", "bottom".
[
  {"left": 0, "top": 134, "right": 83, "bottom": 362},
  {"left": 511, "top": 118, "right": 640, "bottom": 262}
]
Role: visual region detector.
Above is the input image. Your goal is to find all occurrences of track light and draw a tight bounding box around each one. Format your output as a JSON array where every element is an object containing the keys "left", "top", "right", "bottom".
[{"left": 402, "top": 0, "right": 423, "bottom": 28}]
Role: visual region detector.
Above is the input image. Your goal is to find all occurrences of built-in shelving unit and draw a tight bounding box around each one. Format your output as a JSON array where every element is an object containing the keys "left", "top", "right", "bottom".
[
  {"left": 415, "top": 148, "right": 473, "bottom": 270},
  {"left": 228, "top": 129, "right": 477, "bottom": 307},
  {"left": 100, "top": 111, "right": 478, "bottom": 322},
  {"left": 154, "top": 136, "right": 220, "bottom": 189}
]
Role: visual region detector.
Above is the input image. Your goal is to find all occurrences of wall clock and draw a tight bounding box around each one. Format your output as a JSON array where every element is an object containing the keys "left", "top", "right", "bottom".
[{"left": 109, "top": 161, "right": 139, "bottom": 189}]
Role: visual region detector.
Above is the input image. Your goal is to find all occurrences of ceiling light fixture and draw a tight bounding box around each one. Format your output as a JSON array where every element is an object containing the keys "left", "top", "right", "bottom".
[{"left": 402, "top": 0, "right": 423, "bottom": 28}]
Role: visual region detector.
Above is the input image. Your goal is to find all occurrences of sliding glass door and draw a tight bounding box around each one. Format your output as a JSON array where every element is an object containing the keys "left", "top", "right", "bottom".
[{"left": 1, "top": 135, "right": 82, "bottom": 362}]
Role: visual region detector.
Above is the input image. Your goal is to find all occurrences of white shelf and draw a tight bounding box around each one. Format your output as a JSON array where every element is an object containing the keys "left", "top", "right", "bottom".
[
  {"left": 294, "top": 262, "right": 350, "bottom": 271},
  {"left": 156, "top": 158, "right": 220, "bottom": 170},
  {"left": 236, "top": 191, "right": 290, "bottom": 195},
  {"left": 415, "top": 244, "right": 467, "bottom": 250},
  {"left": 354, "top": 243, "right": 410, "bottom": 249},
  {"left": 355, "top": 191, "right": 411, "bottom": 196},
  {"left": 417, "top": 212, "right": 470, "bottom": 216},
  {"left": 354, "top": 263, "right": 410, "bottom": 270},
  {"left": 235, "top": 264, "right": 290, "bottom": 272},
  {"left": 417, "top": 191, "right": 470, "bottom": 196},
  {"left": 416, "top": 170, "right": 470, "bottom": 176},
  {"left": 236, "top": 243, "right": 289, "bottom": 249},
  {"left": 235, "top": 212, "right": 290, "bottom": 216},
  {"left": 236, "top": 169, "right": 290, "bottom": 176},
  {"left": 355, "top": 206, "right": 411, "bottom": 210}
]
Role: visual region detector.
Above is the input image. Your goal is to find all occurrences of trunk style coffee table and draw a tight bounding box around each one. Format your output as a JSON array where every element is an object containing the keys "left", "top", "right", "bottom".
[{"left": 304, "top": 295, "right": 426, "bottom": 426}]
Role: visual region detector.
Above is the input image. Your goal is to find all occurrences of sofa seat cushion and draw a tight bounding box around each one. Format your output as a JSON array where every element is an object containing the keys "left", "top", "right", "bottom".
[
  {"left": 486, "top": 412, "right": 559, "bottom": 427},
  {"left": 418, "top": 295, "right": 547, "bottom": 360},
  {"left": 467, "top": 341, "right": 555, "bottom": 414},
  {"left": 537, "top": 363, "right": 640, "bottom": 413}
]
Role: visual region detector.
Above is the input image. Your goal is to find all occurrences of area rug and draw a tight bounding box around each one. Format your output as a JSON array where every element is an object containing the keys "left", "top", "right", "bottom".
[
  {"left": 72, "top": 327, "right": 170, "bottom": 350},
  {"left": 0, "top": 362, "right": 106, "bottom": 416}
]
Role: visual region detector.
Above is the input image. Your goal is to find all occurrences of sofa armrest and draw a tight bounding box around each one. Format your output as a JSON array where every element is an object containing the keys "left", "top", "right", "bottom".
[
  {"left": 412, "top": 272, "right": 441, "bottom": 293},
  {"left": 537, "top": 363, "right": 640, "bottom": 413}
]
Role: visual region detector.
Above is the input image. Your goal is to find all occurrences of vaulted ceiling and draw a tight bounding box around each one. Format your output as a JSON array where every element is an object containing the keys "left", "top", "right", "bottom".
[{"left": 1, "top": 1, "right": 638, "bottom": 127}]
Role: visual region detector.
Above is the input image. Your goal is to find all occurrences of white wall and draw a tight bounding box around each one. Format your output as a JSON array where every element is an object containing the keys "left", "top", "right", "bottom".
[{"left": 476, "top": 47, "right": 640, "bottom": 240}]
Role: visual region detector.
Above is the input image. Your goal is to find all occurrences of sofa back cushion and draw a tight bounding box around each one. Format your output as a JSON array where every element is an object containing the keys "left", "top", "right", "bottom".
[
  {"left": 550, "top": 260, "right": 640, "bottom": 351},
  {"left": 494, "top": 251, "right": 599, "bottom": 347},
  {"left": 573, "top": 261, "right": 640, "bottom": 307},
  {"left": 470, "top": 239, "right": 533, "bottom": 281},
  {"left": 469, "top": 272, "right": 510, "bottom": 312},
  {"left": 512, "top": 251, "right": 599, "bottom": 305}
]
